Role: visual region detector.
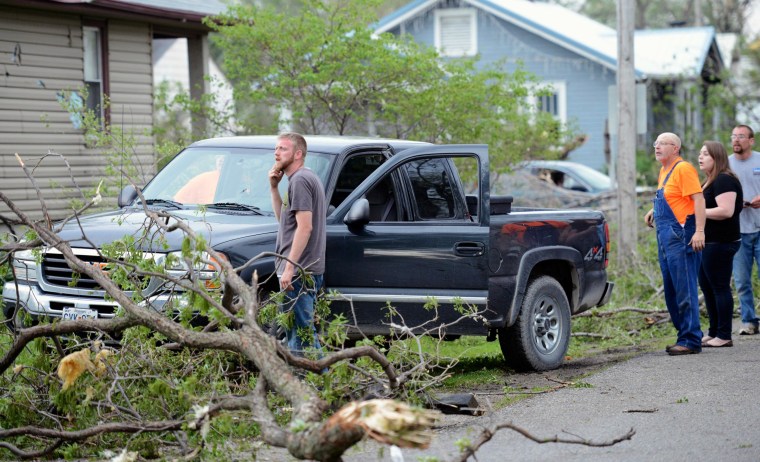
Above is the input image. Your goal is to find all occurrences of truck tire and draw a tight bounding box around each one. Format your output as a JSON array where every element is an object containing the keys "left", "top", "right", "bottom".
[
  {"left": 2, "top": 303, "right": 16, "bottom": 332},
  {"left": 2, "top": 304, "right": 33, "bottom": 333},
  {"left": 498, "top": 275, "right": 570, "bottom": 371},
  {"left": 266, "top": 322, "right": 288, "bottom": 347}
]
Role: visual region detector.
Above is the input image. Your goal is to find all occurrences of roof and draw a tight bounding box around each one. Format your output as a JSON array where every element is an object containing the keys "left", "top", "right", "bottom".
[
  {"left": 114, "top": 0, "right": 227, "bottom": 16},
  {"left": 630, "top": 27, "right": 719, "bottom": 78},
  {"left": 189, "top": 135, "right": 431, "bottom": 154},
  {"left": 715, "top": 32, "right": 739, "bottom": 67},
  {"left": 376, "top": 0, "right": 720, "bottom": 80},
  {"left": 1, "top": 0, "right": 228, "bottom": 33}
]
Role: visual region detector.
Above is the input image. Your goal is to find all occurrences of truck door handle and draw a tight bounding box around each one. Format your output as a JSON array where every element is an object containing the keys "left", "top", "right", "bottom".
[{"left": 454, "top": 242, "right": 485, "bottom": 257}]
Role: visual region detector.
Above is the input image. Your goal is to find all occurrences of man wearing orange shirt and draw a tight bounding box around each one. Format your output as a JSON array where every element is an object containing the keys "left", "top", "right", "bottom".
[{"left": 644, "top": 132, "right": 706, "bottom": 356}]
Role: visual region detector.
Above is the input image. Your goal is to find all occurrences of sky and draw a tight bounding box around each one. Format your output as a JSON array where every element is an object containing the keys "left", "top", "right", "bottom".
[{"left": 747, "top": 0, "right": 760, "bottom": 37}]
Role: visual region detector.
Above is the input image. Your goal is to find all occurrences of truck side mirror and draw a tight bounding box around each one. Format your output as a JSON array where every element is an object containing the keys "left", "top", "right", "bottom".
[
  {"left": 117, "top": 185, "right": 137, "bottom": 208},
  {"left": 344, "top": 198, "right": 370, "bottom": 227}
]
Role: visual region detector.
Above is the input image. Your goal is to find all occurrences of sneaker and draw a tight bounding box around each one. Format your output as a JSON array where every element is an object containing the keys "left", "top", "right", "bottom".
[{"left": 739, "top": 324, "right": 759, "bottom": 335}]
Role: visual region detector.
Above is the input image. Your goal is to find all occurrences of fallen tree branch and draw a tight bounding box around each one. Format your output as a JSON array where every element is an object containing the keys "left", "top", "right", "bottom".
[
  {"left": 452, "top": 424, "right": 635, "bottom": 462},
  {"left": 0, "top": 421, "right": 183, "bottom": 459},
  {"left": 0, "top": 440, "right": 64, "bottom": 460},
  {"left": 571, "top": 332, "right": 610, "bottom": 339},
  {"left": 574, "top": 307, "right": 669, "bottom": 317},
  {"left": 0, "top": 315, "right": 141, "bottom": 374}
]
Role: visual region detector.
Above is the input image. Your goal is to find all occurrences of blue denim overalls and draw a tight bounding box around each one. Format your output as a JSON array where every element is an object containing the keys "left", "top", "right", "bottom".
[{"left": 653, "top": 161, "right": 703, "bottom": 351}]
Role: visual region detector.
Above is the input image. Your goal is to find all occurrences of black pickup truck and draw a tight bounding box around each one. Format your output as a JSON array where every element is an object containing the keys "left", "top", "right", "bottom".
[{"left": 3, "top": 136, "right": 613, "bottom": 371}]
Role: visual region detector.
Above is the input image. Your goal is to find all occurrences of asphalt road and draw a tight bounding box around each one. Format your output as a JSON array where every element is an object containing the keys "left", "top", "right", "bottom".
[{"left": 336, "top": 317, "right": 760, "bottom": 462}]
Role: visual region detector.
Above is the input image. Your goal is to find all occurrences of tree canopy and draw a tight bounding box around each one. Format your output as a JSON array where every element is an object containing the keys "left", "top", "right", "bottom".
[
  {"left": 208, "top": 0, "right": 575, "bottom": 174},
  {"left": 561, "top": 0, "right": 751, "bottom": 33}
]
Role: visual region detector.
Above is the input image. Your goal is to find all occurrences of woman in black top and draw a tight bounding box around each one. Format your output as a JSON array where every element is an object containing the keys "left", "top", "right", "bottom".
[{"left": 697, "top": 141, "right": 743, "bottom": 347}]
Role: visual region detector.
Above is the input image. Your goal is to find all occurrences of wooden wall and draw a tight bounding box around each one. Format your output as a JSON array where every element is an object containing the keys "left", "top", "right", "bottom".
[{"left": 0, "top": 4, "right": 156, "bottom": 226}]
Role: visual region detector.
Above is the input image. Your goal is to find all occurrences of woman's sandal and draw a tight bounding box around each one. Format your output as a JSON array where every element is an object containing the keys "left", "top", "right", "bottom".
[{"left": 704, "top": 338, "right": 733, "bottom": 348}]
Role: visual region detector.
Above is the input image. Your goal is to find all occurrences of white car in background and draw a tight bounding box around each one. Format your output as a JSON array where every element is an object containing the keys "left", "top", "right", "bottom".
[
  {"left": 492, "top": 160, "right": 650, "bottom": 209},
  {"left": 519, "top": 160, "right": 614, "bottom": 194}
]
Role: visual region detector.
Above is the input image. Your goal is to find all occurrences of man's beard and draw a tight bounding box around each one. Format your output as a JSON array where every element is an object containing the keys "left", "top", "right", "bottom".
[{"left": 274, "top": 159, "right": 290, "bottom": 172}]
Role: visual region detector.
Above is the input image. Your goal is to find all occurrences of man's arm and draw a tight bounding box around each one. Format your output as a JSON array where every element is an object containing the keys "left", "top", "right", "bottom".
[
  {"left": 279, "top": 210, "right": 313, "bottom": 290},
  {"left": 269, "top": 167, "right": 284, "bottom": 221},
  {"left": 644, "top": 208, "right": 654, "bottom": 228},
  {"left": 690, "top": 192, "right": 706, "bottom": 251}
]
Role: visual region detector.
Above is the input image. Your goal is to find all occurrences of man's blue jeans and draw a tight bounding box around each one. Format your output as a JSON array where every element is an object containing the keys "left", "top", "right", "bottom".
[
  {"left": 282, "top": 274, "right": 324, "bottom": 355},
  {"left": 733, "top": 231, "right": 760, "bottom": 326}
]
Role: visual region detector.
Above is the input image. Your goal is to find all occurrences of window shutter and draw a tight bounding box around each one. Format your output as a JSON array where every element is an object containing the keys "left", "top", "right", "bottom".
[{"left": 438, "top": 12, "right": 474, "bottom": 56}]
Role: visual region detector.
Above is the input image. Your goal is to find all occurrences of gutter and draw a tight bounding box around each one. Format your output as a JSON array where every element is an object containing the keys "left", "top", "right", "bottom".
[
  {"left": 53, "top": 0, "right": 212, "bottom": 22},
  {"left": 1, "top": 0, "right": 218, "bottom": 32}
]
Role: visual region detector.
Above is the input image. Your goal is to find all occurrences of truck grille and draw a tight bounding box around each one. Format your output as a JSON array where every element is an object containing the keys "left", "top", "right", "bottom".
[{"left": 41, "top": 252, "right": 107, "bottom": 290}]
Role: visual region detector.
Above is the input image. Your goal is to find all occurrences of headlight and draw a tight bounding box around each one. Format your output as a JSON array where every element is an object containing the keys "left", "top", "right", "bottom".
[
  {"left": 163, "top": 251, "right": 228, "bottom": 290},
  {"left": 11, "top": 249, "right": 38, "bottom": 282}
]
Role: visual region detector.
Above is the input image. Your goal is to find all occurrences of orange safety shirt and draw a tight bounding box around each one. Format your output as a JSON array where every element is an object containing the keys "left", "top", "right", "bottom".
[{"left": 657, "top": 157, "right": 702, "bottom": 224}]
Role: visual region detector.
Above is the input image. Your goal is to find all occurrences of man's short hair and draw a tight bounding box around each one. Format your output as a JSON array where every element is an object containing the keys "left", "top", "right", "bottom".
[
  {"left": 659, "top": 132, "right": 681, "bottom": 149},
  {"left": 278, "top": 132, "right": 307, "bottom": 157}
]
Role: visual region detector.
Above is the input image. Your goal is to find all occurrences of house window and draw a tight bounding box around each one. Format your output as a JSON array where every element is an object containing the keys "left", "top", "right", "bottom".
[
  {"left": 531, "top": 81, "right": 567, "bottom": 123},
  {"left": 539, "top": 93, "right": 558, "bottom": 116},
  {"left": 83, "top": 24, "right": 108, "bottom": 125},
  {"left": 435, "top": 9, "right": 477, "bottom": 57}
]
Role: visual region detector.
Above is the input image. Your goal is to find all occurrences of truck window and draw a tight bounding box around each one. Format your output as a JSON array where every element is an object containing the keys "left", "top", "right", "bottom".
[
  {"left": 142, "top": 147, "right": 333, "bottom": 213},
  {"left": 331, "top": 152, "right": 386, "bottom": 209},
  {"left": 404, "top": 158, "right": 458, "bottom": 220},
  {"left": 365, "top": 176, "right": 398, "bottom": 222}
]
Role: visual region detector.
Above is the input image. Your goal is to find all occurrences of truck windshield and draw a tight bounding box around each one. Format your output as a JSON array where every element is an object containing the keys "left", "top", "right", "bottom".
[{"left": 140, "top": 147, "right": 334, "bottom": 213}]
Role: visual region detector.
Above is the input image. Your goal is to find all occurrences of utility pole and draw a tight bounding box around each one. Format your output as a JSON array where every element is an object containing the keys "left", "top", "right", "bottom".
[
  {"left": 616, "top": 0, "right": 637, "bottom": 265},
  {"left": 694, "top": 0, "right": 702, "bottom": 26}
]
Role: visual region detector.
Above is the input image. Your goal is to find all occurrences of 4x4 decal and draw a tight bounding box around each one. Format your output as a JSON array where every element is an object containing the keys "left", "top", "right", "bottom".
[{"left": 585, "top": 246, "right": 604, "bottom": 262}]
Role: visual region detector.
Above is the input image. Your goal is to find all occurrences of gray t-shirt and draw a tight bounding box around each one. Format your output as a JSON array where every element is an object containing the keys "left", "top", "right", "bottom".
[
  {"left": 275, "top": 167, "right": 326, "bottom": 275},
  {"left": 729, "top": 151, "right": 760, "bottom": 233}
]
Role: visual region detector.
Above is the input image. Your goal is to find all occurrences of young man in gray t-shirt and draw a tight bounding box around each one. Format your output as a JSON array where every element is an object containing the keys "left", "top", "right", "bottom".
[
  {"left": 269, "top": 132, "right": 327, "bottom": 354},
  {"left": 728, "top": 124, "right": 760, "bottom": 334}
]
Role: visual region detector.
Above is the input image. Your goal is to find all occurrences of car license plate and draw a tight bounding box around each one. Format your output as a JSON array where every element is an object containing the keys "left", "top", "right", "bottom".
[{"left": 62, "top": 307, "right": 98, "bottom": 321}]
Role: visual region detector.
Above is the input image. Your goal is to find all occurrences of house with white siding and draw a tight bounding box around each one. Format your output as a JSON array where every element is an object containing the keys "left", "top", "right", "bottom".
[
  {"left": 0, "top": 0, "right": 227, "bottom": 224},
  {"left": 153, "top": 37, "right": 235, "bottom": 135}
]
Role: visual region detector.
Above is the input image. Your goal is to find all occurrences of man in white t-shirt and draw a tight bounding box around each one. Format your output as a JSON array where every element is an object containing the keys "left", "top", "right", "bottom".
[{"left": 728, "top": 124, "right": 760, "bottom": 335}]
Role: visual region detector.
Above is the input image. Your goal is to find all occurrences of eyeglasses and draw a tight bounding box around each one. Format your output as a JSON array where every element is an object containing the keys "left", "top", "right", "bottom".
[
  {"left": 730, "top": 134, "right": 750, "bottom": 140},
  {"left": 653, "top": 141, "right": 675, "bottom": 147}
]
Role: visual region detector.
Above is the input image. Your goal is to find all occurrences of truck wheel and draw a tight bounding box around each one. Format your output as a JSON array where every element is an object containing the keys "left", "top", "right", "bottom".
[
  {"left": 2, "top": 303, "right": 16, "bottom": 332},
  {"left": 498, "top": 276, "right": 570, "bottom": 371},
  {"left": 266, "top": 322, "right": 288, "bottom": 347},
  {"left": 2, "top": 304, "right": 33, "bottom": 333}
]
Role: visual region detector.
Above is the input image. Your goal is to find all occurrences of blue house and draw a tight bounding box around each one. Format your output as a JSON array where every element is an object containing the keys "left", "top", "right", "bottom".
[{"left": 375, "top": 0, "right": 725, "bottom": 171}]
